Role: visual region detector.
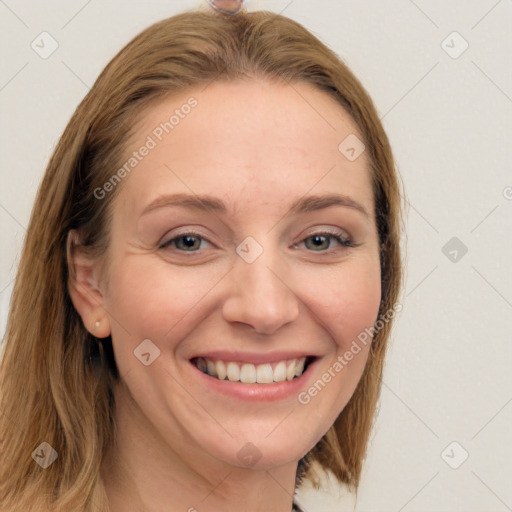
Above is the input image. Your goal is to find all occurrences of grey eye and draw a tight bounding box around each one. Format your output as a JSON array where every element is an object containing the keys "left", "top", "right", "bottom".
[
  {"left": 175, "top": 235, "right": 202, "bottom": 251},
  {"left": 304, "top": 234, "right": 332, "bottom": 251},
  {"left": 160, "top": 234, "right": 206, "bottom": 252}
]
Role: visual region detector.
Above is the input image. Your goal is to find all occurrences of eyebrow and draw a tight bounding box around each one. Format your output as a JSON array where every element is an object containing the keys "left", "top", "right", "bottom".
[{"left": 140, "top": 192, "right": 369, "bottom": 218}]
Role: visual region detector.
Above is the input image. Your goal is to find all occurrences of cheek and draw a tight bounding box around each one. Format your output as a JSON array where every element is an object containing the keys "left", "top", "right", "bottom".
[
  {"left": 103, "top": 256, "right": 223, "bottom": 356},
  {"left": 301, "top": 256, "right": 382, "bottom": 350},
  {"left": 289, "top": 255, "right": 381, "bottom": 436}
]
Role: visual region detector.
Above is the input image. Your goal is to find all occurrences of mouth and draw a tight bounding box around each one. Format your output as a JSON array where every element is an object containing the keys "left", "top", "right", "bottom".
[{"left": 190, "top": 355, "right": 317, "bottom": 384}]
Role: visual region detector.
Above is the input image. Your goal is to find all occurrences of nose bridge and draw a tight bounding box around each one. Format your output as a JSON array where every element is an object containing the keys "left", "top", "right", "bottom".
[
  {"left": 239, "top": 249, "right": 286, "bottom": 300},
  {"left": 222, "top": 236, "right": 299, "bottom": 334}
]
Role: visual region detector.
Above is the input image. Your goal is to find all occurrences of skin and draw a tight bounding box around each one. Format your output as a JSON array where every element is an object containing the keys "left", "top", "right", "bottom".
[{"left": 69, "top": 78, "right": 382, "bottom": 512}]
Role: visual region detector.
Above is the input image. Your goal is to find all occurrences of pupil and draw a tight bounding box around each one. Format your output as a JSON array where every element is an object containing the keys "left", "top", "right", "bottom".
[
  {"left": 310, "top": 235, "right": 328, "bottom": 250},
  {"left": 182, "top": 236, "right": 198, "bottom": 249}
]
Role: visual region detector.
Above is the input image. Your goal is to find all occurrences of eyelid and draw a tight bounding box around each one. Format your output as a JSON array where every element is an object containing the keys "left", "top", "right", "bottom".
[{"left": 300, "top": 226, "right": 350, "bottom": 239}]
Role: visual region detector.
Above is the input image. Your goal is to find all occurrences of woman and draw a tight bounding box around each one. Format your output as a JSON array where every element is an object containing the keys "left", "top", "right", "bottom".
[{"left": 0, "top": 7, "right": 403, "bottom": 512}]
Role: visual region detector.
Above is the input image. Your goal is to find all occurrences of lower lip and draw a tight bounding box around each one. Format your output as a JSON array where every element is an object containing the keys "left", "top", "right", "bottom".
[{"left": 188, "top": 358, "right": 319, "bottom": 402}]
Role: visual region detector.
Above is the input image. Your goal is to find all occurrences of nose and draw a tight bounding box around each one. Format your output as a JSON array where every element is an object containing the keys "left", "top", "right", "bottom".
[{"left": 221, "top": 246, "right": 300, "bottom": 335}]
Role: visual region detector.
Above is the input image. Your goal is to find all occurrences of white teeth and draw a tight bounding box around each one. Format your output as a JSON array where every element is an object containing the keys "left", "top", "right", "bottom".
[
  {"left": 216, "top": 360, "right": 227, "bottom": 380},
  {"left": 256, "top": 363, "right": 274, "bottom": 383},
  {"left": 226, "top": 362, "right": 240, "bottom": 382},
  {"left": 196, "top": 356, "right": 308, "bottom": 384},
  {"left": 240, "top": 363, "right": 257, "bottom": 383},
  {"left": 295, "top": 358, "right": 305, "bottom": 377},
  {"left": 273, "top": 361, "right": 287, "bottom": 382},
  {"left": 286, "top": 359, "right": 297, "bottom": 381}
]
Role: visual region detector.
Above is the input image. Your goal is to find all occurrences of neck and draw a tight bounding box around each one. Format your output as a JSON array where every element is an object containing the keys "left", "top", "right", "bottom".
[{"left": 101, "top": 380, "right": 299, "bottom": 512}]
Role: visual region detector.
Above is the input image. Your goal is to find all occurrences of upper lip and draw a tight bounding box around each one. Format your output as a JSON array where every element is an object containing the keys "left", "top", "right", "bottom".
[{"left": 189, "top": 350, "right": 319, "bottom": 365}]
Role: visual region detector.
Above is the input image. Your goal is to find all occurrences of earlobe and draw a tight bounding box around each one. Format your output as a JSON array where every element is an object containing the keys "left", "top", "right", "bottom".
[
  {"left": 66, "top": 229, "right": 111, "bottom": 338},
  {"left": 91, "top": 317, "right": 110, "bottom": 338}
]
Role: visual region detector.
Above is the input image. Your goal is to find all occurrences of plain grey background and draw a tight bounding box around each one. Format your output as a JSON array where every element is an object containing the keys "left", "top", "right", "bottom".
[{"left": 1, "top": 1, "right": 511, "bottom": 511}]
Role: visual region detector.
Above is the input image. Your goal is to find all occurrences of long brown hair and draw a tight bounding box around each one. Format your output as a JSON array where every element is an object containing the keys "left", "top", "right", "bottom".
[{"left": 0, "top": 7, "right": 403, "bottom": 511}]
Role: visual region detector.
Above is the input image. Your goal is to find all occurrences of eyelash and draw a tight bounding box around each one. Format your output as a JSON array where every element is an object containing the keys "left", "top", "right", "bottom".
[{"left": 159, "top": 229, "right": 356, "bottom": 254}]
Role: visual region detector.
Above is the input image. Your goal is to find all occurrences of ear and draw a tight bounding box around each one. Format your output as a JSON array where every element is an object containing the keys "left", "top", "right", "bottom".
[{"left": 66, "top": 229, "right": 111, "bottom": 338}]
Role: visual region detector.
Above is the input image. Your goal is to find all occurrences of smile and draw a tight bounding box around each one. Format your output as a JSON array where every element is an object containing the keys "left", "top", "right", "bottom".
[{"left": 191, "top": 356, "right": 314, "bottom": 384}]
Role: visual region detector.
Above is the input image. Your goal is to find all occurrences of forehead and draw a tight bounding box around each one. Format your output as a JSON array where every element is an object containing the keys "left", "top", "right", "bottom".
[{"left": 114, "top": 79, "right": 374, "bottom": 219}]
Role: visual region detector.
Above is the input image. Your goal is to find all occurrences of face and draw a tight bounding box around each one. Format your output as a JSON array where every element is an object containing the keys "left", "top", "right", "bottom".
[{"left": 94, "top": 79, "right": 381, "bottom": 470}]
